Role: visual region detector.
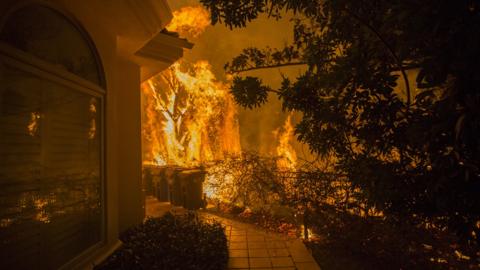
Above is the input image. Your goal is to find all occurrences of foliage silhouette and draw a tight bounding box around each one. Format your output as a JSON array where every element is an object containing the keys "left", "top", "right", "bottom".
[
  {"left": 95, "top": 213, "right": 228, "bottom": 270},
  {"left": 201, "top": 0, "right": 480, "bottom": 259}
]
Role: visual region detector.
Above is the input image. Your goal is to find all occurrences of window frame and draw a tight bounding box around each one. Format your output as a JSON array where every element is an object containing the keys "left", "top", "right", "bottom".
[
  {"left": 0, "top": 3, "right": 107, "bottom": 268},
  {"left": 0, "top": 0, "right": 107, "bottom": 89}
]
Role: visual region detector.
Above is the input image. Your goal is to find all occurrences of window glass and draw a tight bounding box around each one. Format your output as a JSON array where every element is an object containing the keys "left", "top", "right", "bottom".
[
  {"left": 0, "top": 5, "right": 103, "bottom": 86},
  {"left": 0, "top": 61, "right": 102, "bottom": 269}
]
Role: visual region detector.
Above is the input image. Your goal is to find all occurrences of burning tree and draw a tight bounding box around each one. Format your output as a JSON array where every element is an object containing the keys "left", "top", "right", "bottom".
[
  {"left": 142, "top": 61, "right": 241, "bottom": 167},
  {"left": 142, "top": 5, "right": 242, "bottom": 168}
]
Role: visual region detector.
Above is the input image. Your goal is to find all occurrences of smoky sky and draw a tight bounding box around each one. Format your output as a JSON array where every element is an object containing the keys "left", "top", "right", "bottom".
[{"left": 167, "top": 0, "right": 312, "bottom": 159}]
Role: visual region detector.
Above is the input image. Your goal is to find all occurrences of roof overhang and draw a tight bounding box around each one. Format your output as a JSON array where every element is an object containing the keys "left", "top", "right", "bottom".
[
  {"left": 111, "top": 0, "right": 193, "bottom": 81},
  {"left": 58, "top": 0, "right": 192, "bottom": 81},
  {"left": 134, "top": 31, "right": 193, "bottom": 81}
]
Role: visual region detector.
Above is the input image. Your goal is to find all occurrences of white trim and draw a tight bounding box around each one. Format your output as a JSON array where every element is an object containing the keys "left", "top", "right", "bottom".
[
  {"left": 58, "top": 240, "right": 122, "bottom": 270},
  {"left": 1, "top": 52, "right": 102, "bottom": 98},
  {"left": 0, "top": 42, "right": 105, "bottom": 95}
]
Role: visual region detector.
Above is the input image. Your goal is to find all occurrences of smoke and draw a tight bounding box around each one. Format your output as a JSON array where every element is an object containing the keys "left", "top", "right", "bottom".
[{"left": 166, "top": 0, "right": 311, "bottom": 159}]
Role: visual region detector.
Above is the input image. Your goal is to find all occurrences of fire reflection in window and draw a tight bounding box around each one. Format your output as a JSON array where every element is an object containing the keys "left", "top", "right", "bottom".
[
  {"left": 88, "top": 98, "right": 97, "bottom": 139},
  {"left": 27, "top": 112, "right": 41, "bottom": 136}
]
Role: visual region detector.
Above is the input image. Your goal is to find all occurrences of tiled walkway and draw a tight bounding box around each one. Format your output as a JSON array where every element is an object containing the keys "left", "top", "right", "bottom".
[
  {"left": 200, "top": 213, "right": 321, "bottom": 270},
  {"left": 145, "top": 196, "right": 171, "bottom": 217},
  {"left": 145, "top": 197, "right": 320, "bottom": 270}
]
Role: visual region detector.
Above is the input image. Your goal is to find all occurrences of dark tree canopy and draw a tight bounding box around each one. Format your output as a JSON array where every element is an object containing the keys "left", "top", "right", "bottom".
[{"left": 200, "top": 0, "right": 480, "bottom": 246}]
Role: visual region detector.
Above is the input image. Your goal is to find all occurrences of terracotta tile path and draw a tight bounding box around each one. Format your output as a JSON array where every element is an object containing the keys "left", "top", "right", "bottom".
[
  {"left": 146, "top": 196, "right": 321, "bottom": 270},
  {"left": 200, "top": 213, "right": 321, "bottom": 270}
]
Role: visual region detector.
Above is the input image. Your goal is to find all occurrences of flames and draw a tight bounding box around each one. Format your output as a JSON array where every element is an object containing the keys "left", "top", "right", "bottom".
[
  {"left": 27, "top": 112, "right": 41, "bottom": 136},
  {"left": 142, "top": 61, "right": 241, "bottom": 167},
  {"left": 142, "top": 6, "right": 239, "bottom": 167},
  {"left": 143, "top": 4, "right": 299, "bottom": 170},
  {"left": 141, "top": 5, "right": 243, "bottom": 167},
  {"left": 166, "top": 6, "right": 211, "bottom": 38},
  {"left": 276, "top": 114, "right": 297, "bottom": 170},
  {"left": 88, "top": 98, "right": 97, "bottom": 139}
]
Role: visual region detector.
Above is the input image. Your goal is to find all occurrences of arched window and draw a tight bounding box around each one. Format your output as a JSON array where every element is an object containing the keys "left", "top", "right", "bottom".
[
  {"left": 0, "top": 4, "right": 104, "bottom": 269},
  {"left": 0, "top": 4, "right": 105, "bottom": 86}
]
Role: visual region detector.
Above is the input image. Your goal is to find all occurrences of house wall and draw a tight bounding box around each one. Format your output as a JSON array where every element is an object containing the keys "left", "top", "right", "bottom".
[{"left": 116, "top": 57, "right": 144, "bottom": 233}]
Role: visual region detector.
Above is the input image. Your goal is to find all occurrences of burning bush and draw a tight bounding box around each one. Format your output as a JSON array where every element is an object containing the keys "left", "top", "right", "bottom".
[
  {"left": 204, "top": 152, "right": 357, "bottom": 233},
  {"left": 205, "top": 152, "right": 287, "bottom": 208}
]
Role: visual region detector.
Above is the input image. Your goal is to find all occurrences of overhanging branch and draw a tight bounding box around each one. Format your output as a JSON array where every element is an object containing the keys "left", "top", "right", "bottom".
[
  {"left": 229, "top": 62, "right": 308, "bottom": 74},
  {"left": 344, "top": 8, "right": 412, "bottom": 108}
]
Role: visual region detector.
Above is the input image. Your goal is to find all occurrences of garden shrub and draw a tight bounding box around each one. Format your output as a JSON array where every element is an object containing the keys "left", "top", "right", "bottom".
[
  {"left": 94, "top": 212, "right": 228, "bottom": 270},
  {"left": 307, "top": 207, "right": 478, "bottom": 269},
  {"left": 269, "top": 204, "right": 296, "bottom": 222}
]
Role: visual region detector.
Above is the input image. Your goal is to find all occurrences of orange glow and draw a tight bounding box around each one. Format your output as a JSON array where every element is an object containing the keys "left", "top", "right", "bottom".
[
  {"left": 34, "top": 198, "right": 51, "bottom": 224},
  {"left": 166, "top": 6, "right": 210, "bottom": 38},
  {"left": 0, "top": 218, "right": 13, "bottom": 228},
  {"left": 275, "top": 114, "right": 297, "bottom": 170},
  {"left": 142, "top": 60, "right": 241, "bottom": 167},
  {"left": 27, "top": 112, "right": 41, "bottom": 136},
  {"left": 300, "top": 225, "right": 320, "bottom": 241},
  {"left": 88, "top": 98, "right": 97, "bottom": 139}
]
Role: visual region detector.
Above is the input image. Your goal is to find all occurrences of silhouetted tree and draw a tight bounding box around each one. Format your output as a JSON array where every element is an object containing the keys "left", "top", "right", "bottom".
[{"left": 200, "top": 0, "right": 480, "bottom": 250}]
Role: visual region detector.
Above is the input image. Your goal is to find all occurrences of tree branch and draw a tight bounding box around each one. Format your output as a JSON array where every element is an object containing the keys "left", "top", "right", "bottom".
[
  {"left": 229, "top": 61, "right": 308, "bottom": 74},
  {"left": 343, "top": 8, "right": 412, "bottom": 108}
]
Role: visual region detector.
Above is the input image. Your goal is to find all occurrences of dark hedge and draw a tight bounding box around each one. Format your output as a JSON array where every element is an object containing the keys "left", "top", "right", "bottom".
[{"left": 95, "top": 212, "right": 228, "bottom": 270}]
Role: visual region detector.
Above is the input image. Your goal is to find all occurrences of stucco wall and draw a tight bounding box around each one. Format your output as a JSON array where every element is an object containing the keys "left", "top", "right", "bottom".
[{"left": 116, "top": 57, "right": 144, "bottom": 233}]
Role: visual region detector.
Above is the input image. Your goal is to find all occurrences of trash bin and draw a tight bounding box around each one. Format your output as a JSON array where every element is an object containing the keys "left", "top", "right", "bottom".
[
  {"left": 157, "top": 167, "right": 169, "bottom": 202},
  {"left": 143, "top": 167, "right": 153, "bottom": 196},
  {"left": 168, "top": 167, "right": 183, "bottom": 206},
  {"left": 177, "top": 169, "right": 206, "bottom": 210}
]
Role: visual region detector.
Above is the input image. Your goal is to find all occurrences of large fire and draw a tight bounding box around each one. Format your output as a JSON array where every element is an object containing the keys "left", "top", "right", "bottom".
[
  {"left": 142, "top": 61, "right": 241, "bottom": 167},
  {"left": 142, "top": 6, "right": 241, "bottom": 167},
  {"left": 142, "top": 5, "right": 301, "bottom": 211}
]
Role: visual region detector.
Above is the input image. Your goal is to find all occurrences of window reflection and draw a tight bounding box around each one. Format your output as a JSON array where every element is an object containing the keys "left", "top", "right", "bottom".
[{"left": 0, "top": 63, "right": 102, "bottom": 269}]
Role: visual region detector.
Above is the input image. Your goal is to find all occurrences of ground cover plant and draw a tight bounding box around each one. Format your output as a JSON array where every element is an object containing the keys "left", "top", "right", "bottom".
[{"left": 94, "top": 212, "right": 228, "bottom": 270}]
